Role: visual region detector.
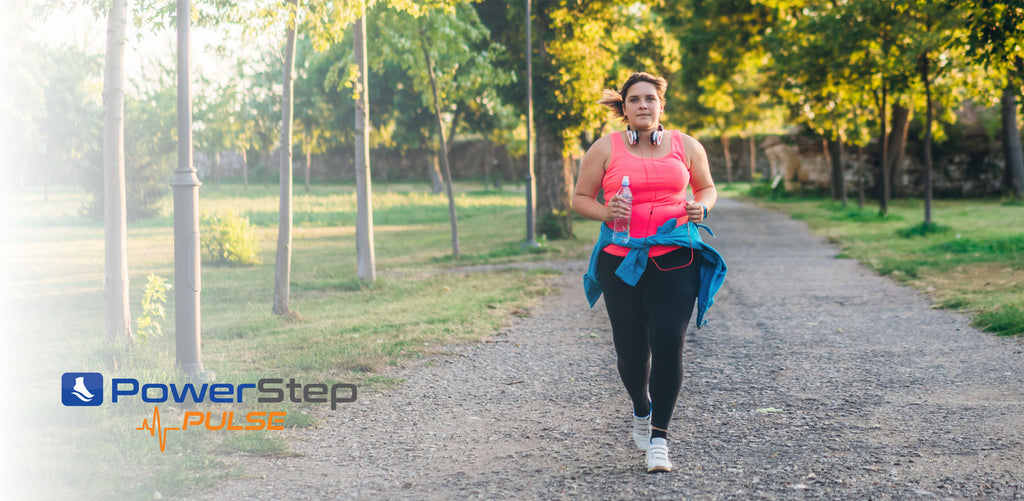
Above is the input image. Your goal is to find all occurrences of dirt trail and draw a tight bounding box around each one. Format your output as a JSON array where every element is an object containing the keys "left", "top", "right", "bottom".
[{"left": 195, "top": 198, "right": 1024, "bottom": 500}]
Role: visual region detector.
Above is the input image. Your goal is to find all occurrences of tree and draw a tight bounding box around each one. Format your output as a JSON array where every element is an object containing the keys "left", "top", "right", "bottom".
[
  {"left": 272, "top": 0, "right": 299, "bottom": 316},
  {"left": 373, "top": 3, "right": 514, "bottom": 256},
  {"left": 762, "top": 0, "right": 874, "bottom": 202},
  {"left": 478, "top": 0, "right": 679, "bottom": 239},
  {"left": 194, "top": 76, "right": 243, "bottom": 189},
  {"left": 419, "top": 19, "right": 460, "bottom": 257},
  {"left": 38, "top": 45, "right": 103, "bottom": 199},
  {"left": 102, "top": 0, "right": 133, "bottom": 343},
  {"left": 246, "top": 0, "right": 460, "bottom": 310},
  {"left": 353, "top": 9, "right": 376, "bottom": 283},
  {"left": 905, "top": 0, "right": 965, "bottom": 224},
  {"left": 237, "top": 57, "right": 281, "bottom": 190},
  {"left": 661, "top": 0, "right": 785, "bottom": 183},
  {"left": 293, "top": 36, "right": 333, "bottom": 191},
  {"left": 966, "top": 0, "right": 1024, "bottom": 199}
]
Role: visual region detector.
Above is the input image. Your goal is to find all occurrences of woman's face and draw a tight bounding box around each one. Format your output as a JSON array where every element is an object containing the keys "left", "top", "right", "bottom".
[{"left": 623, "top": 81, "right": 663, "bottom": 131}]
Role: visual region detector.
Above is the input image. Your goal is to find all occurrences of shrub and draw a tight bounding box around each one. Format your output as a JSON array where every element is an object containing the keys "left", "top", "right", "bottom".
[
  {"left": 201, "top": 212, "right": 260, "bottom": 266},
  {"left": 135, "top": 274, "right": 171, "bottom": 342},
  {"left": 538, "top": 211, "right": 573, "bottom": 240},
  {"left": 896, "top": 222, "right": 953, "bottom": 238}
]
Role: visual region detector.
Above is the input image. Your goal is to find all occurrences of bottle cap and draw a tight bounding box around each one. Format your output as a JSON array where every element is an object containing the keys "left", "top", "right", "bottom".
[{"left": 622, "top": 176, "right": 630, "bottom": 186}]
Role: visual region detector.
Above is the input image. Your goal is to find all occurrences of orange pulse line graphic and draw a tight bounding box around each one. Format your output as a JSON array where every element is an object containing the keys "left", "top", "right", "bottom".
[
  {"left": 137, "top": 406, "right": 289, "bottom": 452},
  {"left": 137, "top": 406, "right": 178, "bottom": 452}
]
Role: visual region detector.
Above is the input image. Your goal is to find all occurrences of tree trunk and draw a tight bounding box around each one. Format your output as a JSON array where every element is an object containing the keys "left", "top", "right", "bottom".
[
  {"left": 888, "top": 103, "right": 910, "bottom": 198},
  {"left": 748, "top": 135, "right": 756, "bottom": 181},
  {"left": 484, "top": 148, "right": 491, "bottom": 190},
  {"left": 857, "top": 145, "right": 866, "bottom": 209},
  {"left": 876, "top": 81, "right": 890, "bottom": 215},
  {"left": 535, "top": 120, "right": 573, "bottom": 239},
  {"left": 354, "top": 12, "right": 376, "bottom": 281},
  {"left": 428, "top": 153, "right": 444, "bottom": 193},
  {"left": 827, "top": 136, "right": 847, "bottom": 206},
  {"left": 214, "top": 150, "right": 221, "bottom": 189},
  {"left": 305, "top": 146, "right": 311, "bottom": 192},
  {"left": 419, "top": 22, "right": 460, "bottom": 258},
  {"left": 272, "top": 0, "right": 298, "bottom": 316},
  {"left": 922, "top": 54, "right": 934, "bottom": 225},
  {"left": 721, "top": 135, "right": 733, "bottom": 184},
  {"left": 1002, "top": 83, "right": 1024, "bottom": 199},
  {"left": 102, "top": 0, "right": 133, "bottom": 344},
  {"left": 242, "top": 148, "right": 249, "bottom": 189}
]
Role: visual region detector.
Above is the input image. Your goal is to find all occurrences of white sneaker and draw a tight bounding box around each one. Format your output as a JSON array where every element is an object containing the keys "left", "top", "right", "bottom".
[
  {"left": 646, "top": 437, "right": 672, "bottom": 473},
  {"left": 632, "top": 411, "right": 652, "bottom": 451}
]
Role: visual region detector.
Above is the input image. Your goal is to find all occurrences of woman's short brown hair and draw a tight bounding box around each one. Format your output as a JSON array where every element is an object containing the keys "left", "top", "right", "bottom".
[{"left": 598, "top": 72, "right": 669, "bottom": 123}]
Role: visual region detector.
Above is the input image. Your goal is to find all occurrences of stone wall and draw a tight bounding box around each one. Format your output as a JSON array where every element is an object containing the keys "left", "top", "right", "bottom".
[{"left": 196, "top": 125, "right": 1012, "bottom": 198}]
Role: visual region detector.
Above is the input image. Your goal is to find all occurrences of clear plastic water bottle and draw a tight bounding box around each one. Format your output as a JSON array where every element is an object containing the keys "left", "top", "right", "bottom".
[{"left": 611, "top": 176, "right": 633, "bottom": 245}]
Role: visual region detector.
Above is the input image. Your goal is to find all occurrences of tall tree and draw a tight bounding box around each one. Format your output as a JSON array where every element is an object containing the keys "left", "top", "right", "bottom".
[
  {"left": 478, "top": 0, "right": 679, "bottom": 239},
  {"left": 353, "top": 8, "right": 375, "bottom": 282},
  {"left": 905, "top": 0, "right": 965, "bottom": 224},
  {"left": 254, "top": 0, "right": 461, "bottom": 298},
  {"left": 418, "top": 18, "right": 460, "bottom": 257},
  {"left": 292, "top": 37, "right": 333, "bottom": 191},
  {"left": 272, "top": 0, "right": 299, "bottom": 316},
  {"left": 967, "top": 0, "right": 1024, "bottom": 199},
  {"left": 102, "top": 0, "right": 133, "bottom": 343},
  {"left": 661, "top": 0, "right": 786, "bottom": 183},
  {"left": 373, "top": 3, "right": 513, "bottom": 256},
  {"left": 762, "top": 0, "right": 874, "bottom": 201}
]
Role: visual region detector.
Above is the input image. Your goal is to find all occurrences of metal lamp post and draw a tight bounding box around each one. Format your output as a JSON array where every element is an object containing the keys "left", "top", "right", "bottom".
[
  {"left": 172, "top": 0, "right": 206, "bottom": 381},
  {"left": 524, "top": 0, "right": 539, "bottom": 248}
]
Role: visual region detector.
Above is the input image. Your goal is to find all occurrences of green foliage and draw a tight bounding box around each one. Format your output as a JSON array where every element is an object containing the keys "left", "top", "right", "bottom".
[
  {"left": 932, "top": 235, "right": 1024, "bottom": 254},
  {"left": 896, "top": 222, "right": 953, "bottom": 238},
  {"left": 430, "top": 236, "right": 552, "bottom": 265},
  {"left": 827, "top": 206, "right": 901, "bottom": 223},
  {"left": 135, "top": 274, "right": 172, "bottom": 342},
  {"left": 974, "top": 305, "right": 1024, "bottom": 337},
  {"left": 83, "top": 82, "right": 175, "bottom": 221},
  {"left": 746, "top": 183, "right": 776, "bottom": 198},
  {"left": 201, "top": 212, "right": 260, "bottom": 266},
  {"left": 538, "top": 211, "right": 573, "bottom": 240},
  {"left": 660, "top": 0, "right": 786, "bottom": 137}
]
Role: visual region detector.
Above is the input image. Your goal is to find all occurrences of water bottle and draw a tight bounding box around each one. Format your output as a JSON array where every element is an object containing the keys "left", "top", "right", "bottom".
[{"left": 611, "top": 176, "right": 633, "bottom": 245}]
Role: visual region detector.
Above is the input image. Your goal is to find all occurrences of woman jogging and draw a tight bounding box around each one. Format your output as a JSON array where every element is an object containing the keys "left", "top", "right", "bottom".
[{"left": 573, "top": 72, "right": 727, "bottom": 473}]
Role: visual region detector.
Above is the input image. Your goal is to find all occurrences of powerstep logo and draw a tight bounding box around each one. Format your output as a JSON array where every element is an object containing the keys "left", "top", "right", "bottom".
[
  {"left": 62, "top": 372, "right": 103, "bottom": 406},
  {"left": 61, "top": 372, "right": 356, "bottom": 451}
]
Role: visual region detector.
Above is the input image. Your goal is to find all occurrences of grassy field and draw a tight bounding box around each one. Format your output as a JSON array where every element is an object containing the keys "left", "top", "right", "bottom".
[
  {"left": 726, "top": 182, "right": 1024, "bottom": 337},
  {"left": 2, "top": 182, "right": 601, "bottom": 500}
]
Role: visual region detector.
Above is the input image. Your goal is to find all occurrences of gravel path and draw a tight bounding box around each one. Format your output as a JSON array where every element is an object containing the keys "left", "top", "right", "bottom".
[{"left": 195, "top": 198, "right": 1024, "bottom": 500}]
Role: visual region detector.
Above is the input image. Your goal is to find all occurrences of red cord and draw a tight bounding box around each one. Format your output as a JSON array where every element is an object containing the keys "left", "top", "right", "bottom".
[{"left": 649, "top": 239, "right": 695, "bottom": 271}]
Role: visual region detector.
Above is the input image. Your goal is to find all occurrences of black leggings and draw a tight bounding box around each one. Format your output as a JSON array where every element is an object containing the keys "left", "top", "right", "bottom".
[{"left": 597, "top": 247, "right": 700, "bottom": 438}]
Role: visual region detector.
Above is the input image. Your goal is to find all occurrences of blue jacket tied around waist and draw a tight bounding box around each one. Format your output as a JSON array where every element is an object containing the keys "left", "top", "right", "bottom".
[{"left": 583, "top": 219, "right": 727, "bottom": 328}]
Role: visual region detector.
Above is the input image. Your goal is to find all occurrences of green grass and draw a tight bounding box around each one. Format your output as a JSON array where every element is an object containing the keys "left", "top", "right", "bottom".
[
  {"left": 4, "top": 182, "right": 601, "bottom": 500},
  {"left": 733, "top": 185, "right": 1024, "bottom": 337}
]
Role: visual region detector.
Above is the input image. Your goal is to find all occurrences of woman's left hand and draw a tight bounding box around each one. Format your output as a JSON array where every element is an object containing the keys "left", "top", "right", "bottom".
[{"left": 685, "top": 201, "right": 706, "bottom": 223}]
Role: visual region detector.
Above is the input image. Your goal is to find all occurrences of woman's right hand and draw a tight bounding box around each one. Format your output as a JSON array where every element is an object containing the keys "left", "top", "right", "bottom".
[{"left": 605, "top": 194, "right": 631, "bottom": 223}]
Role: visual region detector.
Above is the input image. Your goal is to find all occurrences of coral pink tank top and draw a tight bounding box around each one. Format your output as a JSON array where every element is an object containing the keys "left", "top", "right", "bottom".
[{"left": 602, "top": 130, "right": 690, "bottom": 258}]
